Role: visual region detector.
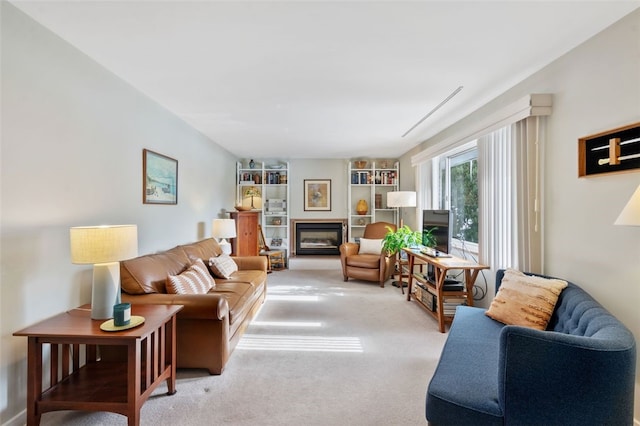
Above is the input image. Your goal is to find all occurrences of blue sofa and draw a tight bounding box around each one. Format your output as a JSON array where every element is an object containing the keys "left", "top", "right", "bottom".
[{"left": 425, "top": 269, "right": 636, "bottom": 425}]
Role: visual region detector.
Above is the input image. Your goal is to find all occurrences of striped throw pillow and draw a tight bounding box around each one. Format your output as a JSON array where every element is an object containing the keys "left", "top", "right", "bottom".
[
  {"left": 166, "top": 258, "right": 215, "bottom": 294},
  {"left": 208, "top": 254, "right": 238, "bottom": 279}
]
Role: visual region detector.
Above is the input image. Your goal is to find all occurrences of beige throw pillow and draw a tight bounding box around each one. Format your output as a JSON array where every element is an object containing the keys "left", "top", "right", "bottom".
[
  {"left": 485, "top": 269, "right": 568, "bottom": 330},
  {"left": 166, "top": 258, "right": 215, "bottom": 294},
  {"left": 208, "top": 254, "right": 239, "bottom": 279},
  {"left": 359, "top": 238, "right": 383, "bottom": 255}
]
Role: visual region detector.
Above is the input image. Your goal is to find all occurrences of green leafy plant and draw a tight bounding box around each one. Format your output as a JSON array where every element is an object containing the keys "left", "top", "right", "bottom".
[{"left": 382, "top": 225, "right": 423, "bottom": 255}]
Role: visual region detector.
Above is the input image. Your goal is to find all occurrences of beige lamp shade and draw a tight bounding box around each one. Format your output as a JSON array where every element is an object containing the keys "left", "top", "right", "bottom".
[
  {"left": 69, "top": 224, "right": 138, "bottom": 319},
  {"left": 387, "top": 191, "right": 417, "bottom": 208},
  {"left": 615, "top": 184, "right": 640, "bottom": 226},
  {"left": 212, "top": 219, "right": 237, "bottom": 239},
  {"left": 70, "top": 225, "right": 138, "bottom": 264}
]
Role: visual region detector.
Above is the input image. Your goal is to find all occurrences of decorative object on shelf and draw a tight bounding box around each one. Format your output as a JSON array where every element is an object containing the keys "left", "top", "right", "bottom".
[
  {"left": 253, "top": 172, "right": 261, "bottom": 184},
  {"left": 212, "top": 218, "right": 237, "bottom": 255},
  {"left": 356, "top": 199, "right": 369, "bottom": 215},
  {"left": 272, "top": 218, "right": 282, "bottom": 225},
  {"left": 234, "top": 205, "right": 252, "bottom": 211},
  {"left": 379, "top": 160, "right": 390, "bottom": 169},
  {"left": 143, "top": 149, "right": 178, "bottom": 205},
  {"left": 358, "top": 218, "right": 365, "bottom": 225},
  {"left": 387, "top": 191, "right": 416, "bottom": 227},
  {"left": 354, "top": 160, "right": 367, "bottom": 169},
  {"left": 578, "top": 122, "right": 640, "bottom": 177},
  {"left": 249, "top": 159, "right": 255, "bottom": 169},
  {"left": 70, "top": 225, "right": 138, "bottom": 319},
  {"left": 243, "top": 186, "right": 261, "bottom": 209},
  {"left": 304, "top": 179, "right": 331, "bottom": 211},
  {"left": 614, "top": 184, "right": 640, "bottom": 225}
]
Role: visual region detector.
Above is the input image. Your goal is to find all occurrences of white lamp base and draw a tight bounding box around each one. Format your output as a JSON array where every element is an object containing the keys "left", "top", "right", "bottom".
[
  {"left": 218, "top": 239, "right": 232, "bottom": 255},
  {"left": 91, "top": 261, "right": 121, "bottom": 320}
]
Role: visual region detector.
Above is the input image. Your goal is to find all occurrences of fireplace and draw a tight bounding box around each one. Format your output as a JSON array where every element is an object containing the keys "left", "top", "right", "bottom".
[{"left": 292, "top": 219, "right": 347, "bottom": 256}]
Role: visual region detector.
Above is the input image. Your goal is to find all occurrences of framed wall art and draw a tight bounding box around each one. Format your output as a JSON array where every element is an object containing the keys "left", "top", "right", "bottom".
[
  {"left": 143, "top": 149, "right": 178, "bottom": 205},
  {"left": 578, "top": 122, "right": 640, "bottom": 177},
  {"left": 304, "top": 179, "right": 331, "bottom": 211}
]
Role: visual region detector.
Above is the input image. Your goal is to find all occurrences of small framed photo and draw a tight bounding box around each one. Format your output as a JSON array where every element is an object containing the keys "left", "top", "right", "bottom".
[
  {"left": 304, "top": 179, "right": 331, "bottom": 211},
  {"left": 143, "top": 149, "right": 178, "bottom": 205}
]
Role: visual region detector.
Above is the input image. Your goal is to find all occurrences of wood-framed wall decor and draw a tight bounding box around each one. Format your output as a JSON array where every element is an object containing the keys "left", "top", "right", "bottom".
[
  {"left": 578, "top": 122, "right": 640, "bottom": 177},
  {"left": 304, "top": 179, "right": 331, "bottom": 211},
  {"left": 143, "top": 149, "right": 178, "bottom": 204}
]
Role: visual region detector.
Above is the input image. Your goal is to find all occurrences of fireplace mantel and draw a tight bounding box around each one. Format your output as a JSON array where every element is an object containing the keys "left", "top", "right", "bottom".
[{"left": 290, "top": 219, "right": 347, "bottom": 257}]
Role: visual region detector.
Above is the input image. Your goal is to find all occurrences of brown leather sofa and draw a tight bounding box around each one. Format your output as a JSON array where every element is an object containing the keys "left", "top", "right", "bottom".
[
  {"left": 339, "top": 222, "right": 397, "bottom": 287},
  {"left": 119, "top": 238, "right": 267, "bottom": 375}
]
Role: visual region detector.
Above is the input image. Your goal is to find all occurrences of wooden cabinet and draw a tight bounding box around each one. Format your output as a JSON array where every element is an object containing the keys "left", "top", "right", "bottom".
[{"left": 230, "top": 210, "right": 259, "bottom": 256}]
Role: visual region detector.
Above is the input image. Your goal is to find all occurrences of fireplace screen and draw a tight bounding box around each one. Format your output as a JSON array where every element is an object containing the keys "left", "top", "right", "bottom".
[{"left": 295, "top": 222, "right": 343, "bottom": 255}]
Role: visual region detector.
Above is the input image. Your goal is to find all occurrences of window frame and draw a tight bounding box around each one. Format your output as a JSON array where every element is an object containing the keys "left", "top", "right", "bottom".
[{"left": 431, "top": 140, "right": 479, "bottom": 254}]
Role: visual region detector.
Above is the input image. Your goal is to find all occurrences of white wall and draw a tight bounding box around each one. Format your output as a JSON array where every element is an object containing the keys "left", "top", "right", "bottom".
[
  {"left": 0, "top": 4, "right": 237, "bottom": 424},
  {"left": 288, "top": 159, "right": 349, "bottom": 220},
  {"left": 401, "top": 9, "right": 640, "bottom": 420}
]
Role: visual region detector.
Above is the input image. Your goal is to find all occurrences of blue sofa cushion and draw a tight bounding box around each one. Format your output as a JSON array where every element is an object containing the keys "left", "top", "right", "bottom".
[{"left": 425, "top": 306, "right": 504, "bottom": 426}]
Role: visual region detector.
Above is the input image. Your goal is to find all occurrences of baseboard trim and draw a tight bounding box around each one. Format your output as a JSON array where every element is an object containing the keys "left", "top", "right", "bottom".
[{"left": 2, "top": 409, "right": 25, "bottom": 426}]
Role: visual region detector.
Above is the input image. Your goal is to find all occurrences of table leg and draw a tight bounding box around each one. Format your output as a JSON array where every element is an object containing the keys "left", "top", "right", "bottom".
[
  {"left": 167, "top": 315, "right": 177, "bottom": 395},
  {"left": 26, "top": 337, "right": 42, "bottom": 426},
  {"left": 435, "top": 273, "right": 446, "bottom": 333},
  {"left": 405, "top": 253, "right": 415, "bottom": 301}
]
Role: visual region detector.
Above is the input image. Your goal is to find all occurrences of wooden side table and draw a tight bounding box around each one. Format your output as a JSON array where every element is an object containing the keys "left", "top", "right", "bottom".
[
  {"left": 14, "top": 304, "right": 183, "bottom": 426},
  {"left": 403, "top": 248, "right": 488, "bottom": 332}
]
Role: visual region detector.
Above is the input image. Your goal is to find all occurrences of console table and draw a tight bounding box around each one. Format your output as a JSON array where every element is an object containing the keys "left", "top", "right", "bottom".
[
  {"left": 13, "top": 304, "right": 183, "bottom": 426},
  {"left": 403, "top": 248, "right": 488, "bottom": 332}
]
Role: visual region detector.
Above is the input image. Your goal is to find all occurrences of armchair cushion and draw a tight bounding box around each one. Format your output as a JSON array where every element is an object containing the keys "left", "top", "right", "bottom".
[{"left": 358, "top": 238, "right": 383, "bottom": 254}]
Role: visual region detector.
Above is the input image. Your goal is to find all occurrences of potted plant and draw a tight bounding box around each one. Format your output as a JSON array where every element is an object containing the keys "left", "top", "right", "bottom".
[{"left": 382, "top": 225, "right": 420, "bottom": 256}]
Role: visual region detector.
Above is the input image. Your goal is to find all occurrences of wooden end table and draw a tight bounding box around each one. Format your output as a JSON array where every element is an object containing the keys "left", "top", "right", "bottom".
[
  {"left": 403, "top": 248, "right": 488, "bottom": 332},
  {"left": 14, "top": 304, "right": 183, "bottom": 426}
]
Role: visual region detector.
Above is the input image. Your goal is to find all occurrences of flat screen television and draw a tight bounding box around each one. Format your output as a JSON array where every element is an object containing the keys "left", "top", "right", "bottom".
[{"left": 422, "top": 209, "right": 452, "bottom": 254}]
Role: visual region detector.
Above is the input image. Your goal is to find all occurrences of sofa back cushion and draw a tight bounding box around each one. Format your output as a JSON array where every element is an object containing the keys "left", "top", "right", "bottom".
[
  {"left": 180, "top": 238, "right": 222, "bottom": 262},
  {"left": 495, "top": 269, "right": 635, "bottom": 341},
  {"left": 121, "top": 246, "right": 190, "bottom": 294}
]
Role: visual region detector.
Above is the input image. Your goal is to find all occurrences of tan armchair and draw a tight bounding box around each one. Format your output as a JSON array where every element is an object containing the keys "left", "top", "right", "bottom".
[{"left": 339, "top": 222, "right": 397, "bottom": 287}]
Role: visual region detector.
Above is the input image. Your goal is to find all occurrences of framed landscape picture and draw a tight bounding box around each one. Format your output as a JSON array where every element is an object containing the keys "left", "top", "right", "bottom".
[
  {"left": 304, "top": 179, "right": 331, "bottom": 211},
  {"left": 143, "top": 149, "right": 178, "bottom": 205}
]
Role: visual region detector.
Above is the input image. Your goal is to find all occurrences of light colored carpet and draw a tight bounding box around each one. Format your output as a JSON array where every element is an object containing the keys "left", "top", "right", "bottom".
[{"left": 41, "top": 269, "right": 448, "bottom": 425}]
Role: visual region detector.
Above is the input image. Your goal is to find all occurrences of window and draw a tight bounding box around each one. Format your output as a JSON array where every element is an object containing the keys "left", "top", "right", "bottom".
[{"left": 433, "top": 142, "right": 478, "bottom": 248}]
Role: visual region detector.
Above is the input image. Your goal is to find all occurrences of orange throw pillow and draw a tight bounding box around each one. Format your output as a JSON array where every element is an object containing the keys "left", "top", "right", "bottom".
[{"left": 485, "top": 269, "right": 568, "bottom": 330}]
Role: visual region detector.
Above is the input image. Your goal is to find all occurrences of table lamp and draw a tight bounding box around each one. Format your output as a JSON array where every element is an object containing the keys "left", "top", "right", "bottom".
[
  {"left": 70, "top": 225, "right": 138, "bottom": 319},
  {"left": 387, "top": 191, "right": 417, "bottom": 228},
  {"left": 243, "top": 186, "right": 261, "bottom": 209},
  {"left": 615, "top": 184, "right": 640, "bottom": 226},
  {"left": 212, "top": 218, "right": 236, "bottom": 255}
]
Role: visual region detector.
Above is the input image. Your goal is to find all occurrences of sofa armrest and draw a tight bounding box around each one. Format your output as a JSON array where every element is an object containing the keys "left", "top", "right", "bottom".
[
  {"left": 122, "top": 293, "right": 229, "bottom": 320},
  {"left": 498, "top": 325, "right": 636, "bottom": 425},
  {"left": 232, "top": 256, "right": 268, "bottom": 271}
]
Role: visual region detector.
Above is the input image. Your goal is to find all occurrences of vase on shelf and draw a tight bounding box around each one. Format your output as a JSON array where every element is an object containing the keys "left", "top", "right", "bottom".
[{"left": 356, "top": 199, "right": 368, "bottom": 215}]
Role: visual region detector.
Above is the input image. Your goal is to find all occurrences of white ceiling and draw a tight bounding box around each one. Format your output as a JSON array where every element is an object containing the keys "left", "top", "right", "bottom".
[{"left": 9, "top": 1, "right": 640, "bottom": 159}]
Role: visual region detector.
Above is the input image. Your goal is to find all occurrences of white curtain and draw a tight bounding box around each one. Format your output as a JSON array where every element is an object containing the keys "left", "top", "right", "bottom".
[{"left": 478, "top": 116, "right": 544, "bottom": 273}]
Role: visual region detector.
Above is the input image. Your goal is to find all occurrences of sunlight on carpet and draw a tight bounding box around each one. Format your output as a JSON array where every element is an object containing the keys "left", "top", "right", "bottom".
[{"left": 237, "top": 334, "right": 363, "bottom": 353}]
